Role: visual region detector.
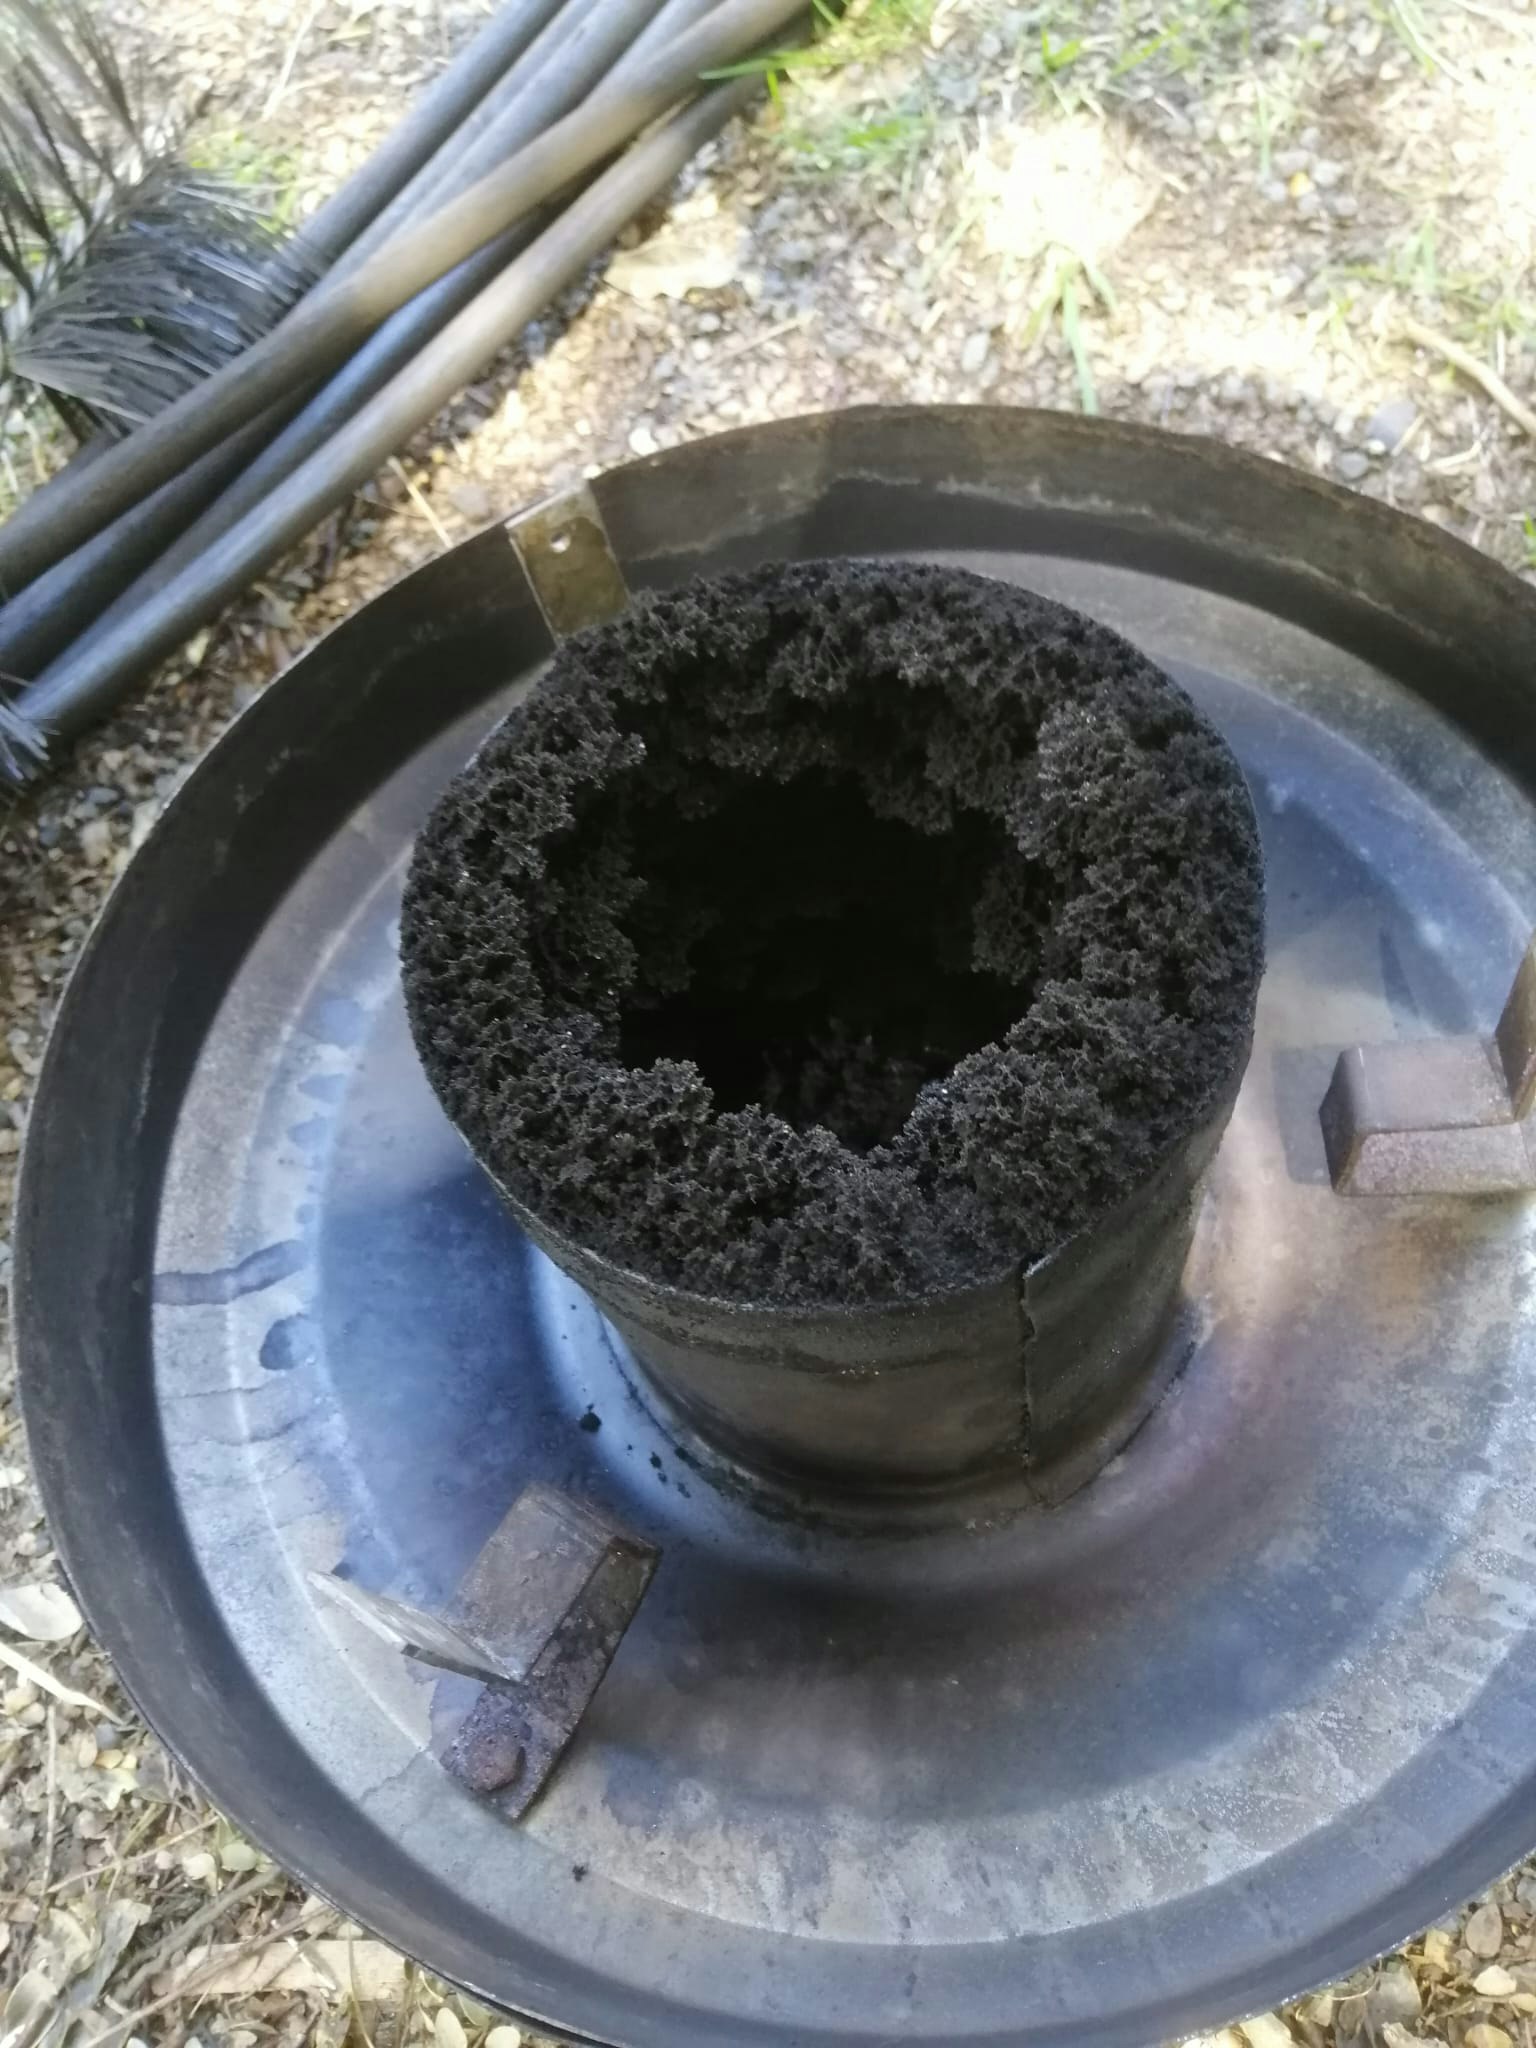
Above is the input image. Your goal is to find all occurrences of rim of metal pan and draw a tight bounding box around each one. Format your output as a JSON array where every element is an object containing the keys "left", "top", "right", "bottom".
[{"left": 15, "top": 406, "right": 1536, "bottom": 2048}]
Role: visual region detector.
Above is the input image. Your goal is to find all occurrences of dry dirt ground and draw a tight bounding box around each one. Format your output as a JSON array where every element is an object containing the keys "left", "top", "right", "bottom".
[{"left": 0, "top": 0, "right": 1533, "bottom": 2042}]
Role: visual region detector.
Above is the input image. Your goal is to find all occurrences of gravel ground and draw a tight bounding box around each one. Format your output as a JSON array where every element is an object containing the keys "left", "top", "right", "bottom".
[{"left": 0, "top": 0, "right": 1534, "bottom": 2041}]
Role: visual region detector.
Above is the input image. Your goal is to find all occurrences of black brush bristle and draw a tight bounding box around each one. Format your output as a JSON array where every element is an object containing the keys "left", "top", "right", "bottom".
[
  {"left": 9, "top": 164, "right": 319, "bottom": 427},
  {"left": 0, "top": 677, "right": 45, "bottom": 777},
  {"left": 0, "top": 0, "right": 318, "bottom": 437}
]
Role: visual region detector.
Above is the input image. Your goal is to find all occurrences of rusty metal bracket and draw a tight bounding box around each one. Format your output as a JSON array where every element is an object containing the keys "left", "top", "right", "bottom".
[
  {"left": 312, "top": 1483, "right": 657, "bottom": 1818},
  {"left": 446, "top": 1534, "right": 656, "bottom": 1816},
  {"left": 1320, "top": 935, "right": 1536, "bottom": 1195},
  {"left": 506, "top": 485, "right": 630, "bottom": 639}
]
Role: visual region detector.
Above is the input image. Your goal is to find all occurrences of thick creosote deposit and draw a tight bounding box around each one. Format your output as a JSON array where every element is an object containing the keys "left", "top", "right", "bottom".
[{"left": 402, "top": 560, "right": 1264, "bottom": 1309}]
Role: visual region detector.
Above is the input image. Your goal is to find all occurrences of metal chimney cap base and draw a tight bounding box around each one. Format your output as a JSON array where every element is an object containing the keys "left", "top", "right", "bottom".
[{"left": 17, "top": 409, "right": 1536, "bottom": 2048}]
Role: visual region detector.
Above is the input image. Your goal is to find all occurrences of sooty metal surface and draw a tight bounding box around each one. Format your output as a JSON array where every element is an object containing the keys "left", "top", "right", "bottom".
[{"left": 17, "top": 409, "right": 1536, "bottom": 2048}]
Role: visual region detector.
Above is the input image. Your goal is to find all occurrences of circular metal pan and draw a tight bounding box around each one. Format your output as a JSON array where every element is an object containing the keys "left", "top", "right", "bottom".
[{"left": 18, "top": 407, "right": 1536, "bottom": 2048}]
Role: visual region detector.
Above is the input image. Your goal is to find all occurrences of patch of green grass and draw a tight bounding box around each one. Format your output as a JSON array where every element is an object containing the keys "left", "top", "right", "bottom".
[
  {"left": 1090, "top": 0, "right": 1329, "bottom": 170},
  {"left": 1373, "top": 0, "right": 1469, "bottom": 79},
  {"left": 1336, "top": 219, "right": 1461, "bottom": 311},
  {"left": 786, "top": 98, "right": 936, "bottom": 184},
  {"left": 731, "top": 0, "right": 938, "bottom": 191},
  {"left": 1040, "top": 26, "right": 1085, "bottom": 72},
  {"left": 706, "top": 0, "right": 934, "bottom": 90},
  {"left": 185, "top": 125, "right": 305, "bottom": 229},
  {"left": 1020, "top": 248, "right": 1116, "bottom": 414},
  {"left": 1522, "top": 514, "right": 1536, "bottom": 570},
  {"left": 1100, "top": 0, "right": 1251, "bottom": 84},
  {"left": 1467, "top": 290, "right": 1536, "bottom": 362},
  {"left": 1002, "top": 7, "right": 1107, "bottom": 113},
  {"left": 1338, "top": 221, "right": 1536, "bottom": 359}
]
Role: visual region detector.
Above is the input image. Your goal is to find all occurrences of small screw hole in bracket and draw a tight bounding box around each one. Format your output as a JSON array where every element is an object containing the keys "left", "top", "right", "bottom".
[{"left": 508, "top": 487, "right": 629, "bottom": 637}]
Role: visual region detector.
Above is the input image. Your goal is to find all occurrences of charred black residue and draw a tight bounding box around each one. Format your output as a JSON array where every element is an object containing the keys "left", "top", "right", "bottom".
[{"left": 402, "top": 560, "right": 1264, "bottom": 1308}]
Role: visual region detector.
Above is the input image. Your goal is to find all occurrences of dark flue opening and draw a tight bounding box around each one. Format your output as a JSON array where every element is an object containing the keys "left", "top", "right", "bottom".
[
  {"left": 401, "top": 559, "right": 1266, "bottom": 1308},
  {"left": 612, "top": 770, "right": 1029, "bottom": 1151}
]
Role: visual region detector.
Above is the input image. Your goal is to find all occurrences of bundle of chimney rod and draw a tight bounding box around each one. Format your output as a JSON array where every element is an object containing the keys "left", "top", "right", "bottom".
[{"left": 0, "top": 0, "right": 803, "bottom": 783}]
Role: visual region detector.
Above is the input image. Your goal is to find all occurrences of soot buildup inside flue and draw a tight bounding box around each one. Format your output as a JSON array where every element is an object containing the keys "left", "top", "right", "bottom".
[
  {"left": 401, "top": 559, "right": 1265, "bottom": 1310},
  {"left": 613, "top": 772, "right": 1024, "bottom": 1152}
]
